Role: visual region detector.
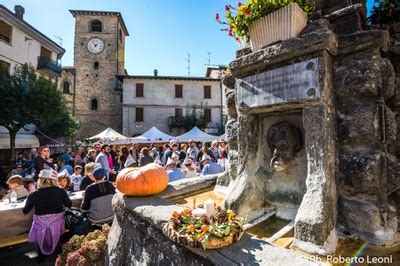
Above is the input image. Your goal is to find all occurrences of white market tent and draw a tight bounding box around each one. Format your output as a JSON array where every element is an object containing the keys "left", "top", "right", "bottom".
[
  {"left": 175, "top": 127, "right": 219, "bottom": 143},
  {"left": 110, "top": 135, "right": 149, "bottom": 145},
  {"left": 110, "top": 127, "right": 175, "bottom": 145},
  {"left": 87, "top": 127, "right": 127, "bottom": 142},
  {"left": 0, "top": 126, "right": 40, "bottom": 149},
  {"left": 138, "top": 127, "right": 176, "bottom": 143}
]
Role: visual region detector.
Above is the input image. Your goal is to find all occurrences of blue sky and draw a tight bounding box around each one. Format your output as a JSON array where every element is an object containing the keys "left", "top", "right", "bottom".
[{"left": 4, "top": 0, "right": 375, "bottom": 77}]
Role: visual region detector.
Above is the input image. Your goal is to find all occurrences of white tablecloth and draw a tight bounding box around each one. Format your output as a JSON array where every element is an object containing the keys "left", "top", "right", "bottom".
[{"left": 0, "top": 191, "right": 84, "bottom": 238}]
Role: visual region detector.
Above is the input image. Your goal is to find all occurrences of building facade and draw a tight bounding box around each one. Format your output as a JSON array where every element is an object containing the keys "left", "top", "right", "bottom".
[
  {"left": 120, "top": 73, "right": 223, "bottom": 137},
  {"left": 0, "top": 5, "right": 65, "bottom": 78},
  {"left": 58, "top": 10, "right": 128, "bottom": 138}
]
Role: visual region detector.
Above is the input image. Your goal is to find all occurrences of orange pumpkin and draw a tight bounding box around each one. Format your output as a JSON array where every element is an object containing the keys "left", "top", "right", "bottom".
[{"left": 116, "top": 163, "right": 168, "bottom": 196}]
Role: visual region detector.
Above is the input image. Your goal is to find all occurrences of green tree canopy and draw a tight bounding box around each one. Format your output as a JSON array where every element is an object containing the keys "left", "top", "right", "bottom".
[
  {"left": 0, "top": 64, "right": 78, "bottom": 163},
  {"left": 182, "top": 103, "right": 209, "bottom": 131},
  {"left": 369, "top": 0, "right": 400, "bottom": 25}
]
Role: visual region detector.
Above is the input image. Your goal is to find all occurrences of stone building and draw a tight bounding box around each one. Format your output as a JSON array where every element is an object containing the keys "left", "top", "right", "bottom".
[
  {"left": 120, "top": 68, "right": 224, "bottom": 137},
  {"left": 58, "top": 10, "right": 128, "bottom": 138},
  {"left": 0, "top": 4, "right": 64, "bottom": 78}
]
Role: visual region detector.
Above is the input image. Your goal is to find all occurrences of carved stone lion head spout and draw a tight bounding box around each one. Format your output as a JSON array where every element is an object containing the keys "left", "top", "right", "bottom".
[{"left": 267, "top": 121, "right": 303, "bottom": 171}]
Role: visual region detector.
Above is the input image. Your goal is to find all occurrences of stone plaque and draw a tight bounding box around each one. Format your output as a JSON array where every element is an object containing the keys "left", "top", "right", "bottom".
[{"left": 236, "top": 58, "right": 319, "bottom": 109}]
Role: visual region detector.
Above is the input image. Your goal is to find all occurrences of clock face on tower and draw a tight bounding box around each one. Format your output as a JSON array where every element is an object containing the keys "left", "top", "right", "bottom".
[{"left": 87, "top": 38, "right": 104, "bottom": 54}]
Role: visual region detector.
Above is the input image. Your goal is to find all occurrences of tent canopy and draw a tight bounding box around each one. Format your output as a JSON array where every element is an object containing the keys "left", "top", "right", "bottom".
[
  {"left": 109, "top": 127, "right": 174, "bottom": 145},
  {"left": 175, "top": 127, "right": 219, "bottom": 143},
  {"left": 139, "top": 127, "right": 175, "bottom": 143},
  {"left": 87, "top": 127, "right": 127, "bottom": 142},
  {"left": 0, "top": 133, "right": 40, "bottom": 149}
]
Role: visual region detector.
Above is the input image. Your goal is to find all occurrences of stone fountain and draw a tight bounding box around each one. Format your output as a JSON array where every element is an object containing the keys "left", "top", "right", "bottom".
[{"left": 107, "top": 1, "right": 400, "bottom": 264}]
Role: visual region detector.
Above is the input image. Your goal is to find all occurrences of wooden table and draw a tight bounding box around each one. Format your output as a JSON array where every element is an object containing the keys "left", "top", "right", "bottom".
[{"left": 0, "top": 191, "right": 83, "bottom": 239}]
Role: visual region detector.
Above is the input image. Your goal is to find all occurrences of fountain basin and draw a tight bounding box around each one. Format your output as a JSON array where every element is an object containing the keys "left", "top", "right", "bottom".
[{"left": 107, "top": 175, "right": 323, "bottom": 265}]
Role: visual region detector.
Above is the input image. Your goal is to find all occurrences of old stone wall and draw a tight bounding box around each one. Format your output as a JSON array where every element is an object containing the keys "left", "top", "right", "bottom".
[
  {"left": 107, "top": 191, "right": 322, "bottom": 265},
  {"left": 223, "top": 4, "right": 399, "bottom": 254},
  {"left": 334, "top": 30, "right": 398, "bottom": 245},
  {"left": 58, "top": 68, "right": 75, "bottom": 113},
  {"left": 73, "top": 14, "right": 123, "bottom": 138}
]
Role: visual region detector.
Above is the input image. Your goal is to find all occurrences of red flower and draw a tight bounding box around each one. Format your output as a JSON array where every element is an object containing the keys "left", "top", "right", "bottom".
[
  {"left": 238, "top": 2, "right": 243, "bottom": 7},
  {"left": 243, "top": 9, "right": 251, "bottom": 15},
  {"left": 215, "top": 13, "right": 220, "bottom": 22},
  {"left": 228, "top": 29, "right": 233, "bottom": 36},
  {"left": 225, "top": 5, "right": 230, "bottom": 11}
]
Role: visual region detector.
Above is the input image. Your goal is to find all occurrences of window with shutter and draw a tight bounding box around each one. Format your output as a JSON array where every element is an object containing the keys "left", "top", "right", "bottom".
[
  {"left": 175, "top": 85, "right": 183, "bottom": 98},
  {"left": 136, "top": 108, "right": 144, "bottom": 122},
  {"left": 204, "top": 109, "right": 211, "bottom": 122},
  {"left": 136, "top": 83, "right": 144, "bottom": 97},
  {"left": 204, "top": 85, "right": 211, "bottom": 99}
]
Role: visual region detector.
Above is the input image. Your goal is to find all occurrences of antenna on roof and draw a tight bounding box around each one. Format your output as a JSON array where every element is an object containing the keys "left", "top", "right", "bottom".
[
  {"left": 53, "top": 35, "right": 63, "bottom": 65},
  {"left": 185, "top": 53, "right": 191, "bottom": 77},
  {"left": 53, "top": 35, "right": 63, "bottom": 46},
  {"left": 205, "top": 51, "right": 211, "bottom": 66}
]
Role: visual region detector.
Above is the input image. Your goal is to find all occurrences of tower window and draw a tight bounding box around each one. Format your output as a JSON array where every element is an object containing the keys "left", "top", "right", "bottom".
[
  {"left": 63, "top": 81, "right": 70, "bottom": 93},
  {"left": 91, "top": 20, "right": 102, "bottom": 32},
  {"left": 94, "top": 61, "right": 99, "bottom": 70},
  {"left": 91, "top": 98, "right": 98, "bottom": 110}
]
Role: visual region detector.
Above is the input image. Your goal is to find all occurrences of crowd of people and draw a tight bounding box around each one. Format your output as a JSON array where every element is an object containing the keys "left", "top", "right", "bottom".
[{"left": 0, "top": 138, "right": 229, "bottom": 261}]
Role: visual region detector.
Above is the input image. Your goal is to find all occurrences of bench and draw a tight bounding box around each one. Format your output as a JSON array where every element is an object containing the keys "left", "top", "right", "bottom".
[{"left": 0, "top": 233, "right": 28, "bottom": 249}]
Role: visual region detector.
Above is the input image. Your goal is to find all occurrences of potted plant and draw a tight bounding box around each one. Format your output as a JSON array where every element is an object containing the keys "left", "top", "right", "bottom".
[{"left": 217, "top": 0, "right": 316, "bottom": 51}]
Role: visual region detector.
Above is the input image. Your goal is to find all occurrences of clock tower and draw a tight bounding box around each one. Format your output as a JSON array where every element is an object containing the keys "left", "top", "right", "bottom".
[{"left": 69, "top": 10, "right": 128, "bottom": 138}]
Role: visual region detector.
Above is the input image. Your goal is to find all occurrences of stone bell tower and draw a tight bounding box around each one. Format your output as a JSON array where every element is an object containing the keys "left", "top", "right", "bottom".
[{"left": 70, "top": 10, "right": 128, "bottom": 138}]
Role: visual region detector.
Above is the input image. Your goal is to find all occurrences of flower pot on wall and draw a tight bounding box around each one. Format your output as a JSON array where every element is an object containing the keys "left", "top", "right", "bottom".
[{"left": 249, "top": 3, "right": 308, "bottom": 51}]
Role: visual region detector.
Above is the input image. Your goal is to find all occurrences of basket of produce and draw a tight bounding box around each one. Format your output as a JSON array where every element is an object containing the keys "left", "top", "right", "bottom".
[{"left": 163, "top": 200, "right": 245, "bottom": 250}]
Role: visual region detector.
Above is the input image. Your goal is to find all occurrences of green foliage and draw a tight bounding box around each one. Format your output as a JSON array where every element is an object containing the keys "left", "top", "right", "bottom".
[
  {"left": 368, "top": 0, "right": 400, "bottom": 25},
  {"left": 0, "top": 64, "right": 78, "bottom": 161},
  {"left": 182, "top": 103, "right": 209, "bottom": 131},
  {"left": 217, "top": 0, "right": 317, "bottom": 42}
]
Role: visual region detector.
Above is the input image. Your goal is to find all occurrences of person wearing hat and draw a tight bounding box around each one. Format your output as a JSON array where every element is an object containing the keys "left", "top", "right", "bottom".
[
  {"left": 23, "top": 169, "right": 72, "bottom": 262},
  {"left": 171, "top": 152, "right": 181, "bottom": 168},
  {"left": 3, "top": 175, "right": 29, "bottom": 200},
  {"left": 165, "top": 157, "right": 185, "bottom": 183},
  {"left": 57, "top": 170, "right": 73, "bottom": 192},
  {"left": 201, "top": 154, "right": 223, "bottom": 176},
  {"left": 182, "top": 158, "right": 198, "bottom": 178},
  {"left": 81, "top": 167, "right": 116, "bottom": 224},
  {"left": 196, "top": 142, "right": 216, "bottom": 170}
]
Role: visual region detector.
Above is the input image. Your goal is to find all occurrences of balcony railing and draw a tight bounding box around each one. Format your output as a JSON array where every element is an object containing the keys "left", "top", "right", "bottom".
[
  {"left": 37, "top": 56, "right": 61, "bottom": 76},
  {"left": 168, "top": 116, "right": 184, "bottom": 127}
]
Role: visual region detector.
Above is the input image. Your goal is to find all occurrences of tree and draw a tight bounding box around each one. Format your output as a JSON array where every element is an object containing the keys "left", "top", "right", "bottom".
[
  {"left": 368, "top": 0, "right": 400, "bottom": 25},
  {"left": 0, "top": 64, "right": 78, "bottom": 163},
  {"left": 182, "top": 103, "right": 209, "bottom": 131}
]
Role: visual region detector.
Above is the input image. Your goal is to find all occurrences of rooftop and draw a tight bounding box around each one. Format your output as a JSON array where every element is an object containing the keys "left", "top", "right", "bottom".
[
  {"left": 117, "top": 75, "right": 220, "bottom": 82},
  {"left": 0, "top": 5, "right": 65, "bottom": 57},
  {"left": 69, "top": 9, "right": 129, "bottom": 36}
]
